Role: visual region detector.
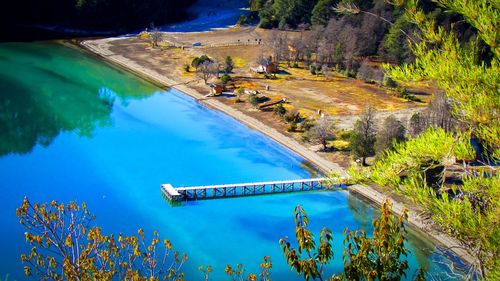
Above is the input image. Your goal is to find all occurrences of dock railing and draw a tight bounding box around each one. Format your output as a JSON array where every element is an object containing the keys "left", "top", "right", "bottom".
[{"left": 161, "top": 178, "right": 344, "bottom": 202}]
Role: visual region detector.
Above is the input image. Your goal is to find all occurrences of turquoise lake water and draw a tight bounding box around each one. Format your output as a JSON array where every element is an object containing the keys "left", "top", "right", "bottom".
[{"left": 0, "top": 42, "right": 464, "bottom": 280}]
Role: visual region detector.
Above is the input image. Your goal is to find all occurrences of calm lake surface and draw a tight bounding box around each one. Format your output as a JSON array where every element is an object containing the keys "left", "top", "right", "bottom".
[{"left": 0, "top": 42, "right": 463, "bottom": 280}]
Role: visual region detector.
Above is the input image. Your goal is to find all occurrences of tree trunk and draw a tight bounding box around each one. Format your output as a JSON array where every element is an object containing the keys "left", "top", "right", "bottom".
[{"left": 362, "top": 157, "right": 367, "bottom": 166}]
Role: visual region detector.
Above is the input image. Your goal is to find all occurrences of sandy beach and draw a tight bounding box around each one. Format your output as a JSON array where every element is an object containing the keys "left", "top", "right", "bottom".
[{"left": 80, "top": 37, "right": 476, "bottom": 265}]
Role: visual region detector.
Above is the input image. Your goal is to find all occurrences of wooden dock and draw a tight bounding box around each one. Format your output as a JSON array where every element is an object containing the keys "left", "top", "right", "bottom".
[{"left": 161, "top": 178, "right": 338, "bottom": 202}]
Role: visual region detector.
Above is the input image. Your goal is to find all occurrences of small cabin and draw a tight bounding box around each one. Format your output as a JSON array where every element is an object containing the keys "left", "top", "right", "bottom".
[
  {"left": 252, "top": 58, "right": 278, "bottom": 74},
  {"left": 209, "top": 84, "right": 224, "bottom": 95}
]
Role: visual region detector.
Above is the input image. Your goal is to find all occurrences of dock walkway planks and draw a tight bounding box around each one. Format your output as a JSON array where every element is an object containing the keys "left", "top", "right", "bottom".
[{"left": 161, "top": 178, "right": 341, "bottom": 202}]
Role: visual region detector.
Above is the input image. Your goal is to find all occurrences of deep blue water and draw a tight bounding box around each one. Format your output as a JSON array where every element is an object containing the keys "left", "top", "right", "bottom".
[
  {"left": 159, "top": 0, "right": 250, "bottom": 32},
  {"left": 0, "top": 42, "right": 465, "bottom": 280}
]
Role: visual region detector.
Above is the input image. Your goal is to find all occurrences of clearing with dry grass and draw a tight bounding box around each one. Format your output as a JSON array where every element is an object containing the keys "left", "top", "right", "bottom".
[{"left": 104, "top": 26, "right": 435, "bottom": 167}]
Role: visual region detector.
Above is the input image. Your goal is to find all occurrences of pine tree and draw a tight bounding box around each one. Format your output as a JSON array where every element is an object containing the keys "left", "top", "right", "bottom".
[{"left": 311, "top": 0, "right": 337, "bottom": 26}]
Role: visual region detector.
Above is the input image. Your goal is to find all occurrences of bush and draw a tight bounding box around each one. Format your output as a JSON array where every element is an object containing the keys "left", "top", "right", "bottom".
[
  {"left": 235, "top": 87, "right": 245, "bottom": 103},
  {"left": 138, "top": 31, "right": 150, "bottom": 40},
  {"left": 299, "top": 118, "right": 315, "bottom": 131},
  {"left": 309, "top": 64, "right": 318, "bottom": 75},
  {"left": 331, "top": 140, "right": 350, "bottom": 151},
  {"left": 183, "top": 64, "right": 190, "bottom": 72},
  {"left": 220, "top": 74, "right": 231, "bottom": 85},
  {"left": 343, "top": 70, "right": 356, "bottom": 78},
  {"left": 274, "top": 103, "right": 287, "bottom": 117},
  {"left": 247, "top": 93, "right": 259, "bottom": 107},
  {"left": 287, "top": 121, "right": 297, "bottom": 132},
  {"left": 237, "top": 15, "right": 248, "bottom": 25},
  {"left": 383, "top": 75, "right": 398, "bottom": 88},
  {"left": 338, "top": 130, "right": 353, "bottom": 141},
  {"left": 396, "top": 87, "right": 422, "bottom": 102},
  {"left": 283, "top": 111, "right": 300, "bottom": 123}
]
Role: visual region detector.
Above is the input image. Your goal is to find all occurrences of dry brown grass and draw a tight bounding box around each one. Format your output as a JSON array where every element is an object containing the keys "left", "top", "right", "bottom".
[{"left": 104, "top": 27, "right": 434, "bottom": 169}]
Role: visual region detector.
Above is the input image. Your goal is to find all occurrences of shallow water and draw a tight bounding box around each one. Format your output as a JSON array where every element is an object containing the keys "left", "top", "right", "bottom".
[{"left": 0, "top": 42, "right": 464, "bottom": 280}]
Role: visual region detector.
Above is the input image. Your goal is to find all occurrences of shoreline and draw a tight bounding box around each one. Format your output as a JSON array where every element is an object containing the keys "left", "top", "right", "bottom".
[
  {"left": 80, "top": 38, "right": 344, "bottom": 176},
  {"left": 79, "top": 38, "right": 476, "bottom": 266}
]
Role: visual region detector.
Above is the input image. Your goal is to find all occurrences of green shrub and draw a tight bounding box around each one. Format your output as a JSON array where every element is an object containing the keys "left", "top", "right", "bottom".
[
  {"left": 247, "top": 93, "right": 259, "bottom": 107},
  {"left": 309, "top": 64, "right": 318, "bottom": 75},
  {"left": 383, "top": 75, "right": 398, "bottom": 88},
  {"left": 338, "top": 130, "right": 353, "bottom": 141},
  {"left": 396, "top": 87, "right": 422, "bottom": 102},
  {"left": 237, "top": 15, "right": 248, "bottom": 25},
  {"left": 299, "top": 118, "right": 314, "bottom": 131},
  {"left": 274, "top": 103, "right": 287, "bottom": 117},
  {"left": 220, "top": 74, "right": 231, "bottom": 85}
]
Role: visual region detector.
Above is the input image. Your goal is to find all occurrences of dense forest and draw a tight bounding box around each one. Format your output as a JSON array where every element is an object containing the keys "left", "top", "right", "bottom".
[
  {"left": 0, "top": 0, "right": 195, "bottom": 40},
  {"left": 248, "top": 0, "right": 481, "bottom": 65}
]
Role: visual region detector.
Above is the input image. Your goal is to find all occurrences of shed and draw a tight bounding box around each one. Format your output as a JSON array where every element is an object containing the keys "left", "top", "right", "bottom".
[
  {"left": 252, "top": 58, "right": 278, "bottom": 74},
  {"left": 209, "top": 84, "right": 224, "bottom": 95}
]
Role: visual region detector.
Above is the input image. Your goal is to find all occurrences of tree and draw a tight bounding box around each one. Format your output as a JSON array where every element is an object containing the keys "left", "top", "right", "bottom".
[
  {"left": 425, "top": 92, "right": 456, "bottom": 132},
  {"left": 375, "top": 115, "right": 406, "bottom": 155},
  {"left": 340, "top": 200, "right": 410, "bottom": 280},
  {"left": 280, "top": 200, "right": 418, "bottom": 281},
  {"left": 356, "top": 59, "right": 374, "bottom": 82},
  {"left": 149, "top": 25, "right": 162, "bottom": 48},
  {"left": 224, "top": 56, "right": 235, "bottom": 73},
  {"left": 199, "top": 265, "right": 212, "bottom": 281},
  {"left": 380, "top": 1, "right": 500, "bottom": 276},
  {"left": 368, "top": 128, "right": 495, "bottom": 278},
  {"left": 306, "top": 116, "right": 336, "bottom": 151},
  {"left": 384, "top": 1, "right": 499, "bottom": 160},
  {"left": 279, "top": 205, "right": 334, "bottom": 281},
  {"left": 16, "top": 197, "right": 187, "bottom": 281},
  {"left": 408, "top": 112, "right": 426, "bottom": 137},
  {"left": 191, "top": 55, "right": 212, "bottom": 68},
  {"left": 351, "top": 106, "right": 377, "bottom": 165},
  {"left": 321, "top": 64, "right": 332, "bottom": 80},
  {"left": 380, "top": 14, "right": 415, "bottom": 64},
  {"left": 197, "top": 61, "right": 218, "bottom": 84},
  {"left": 268, "top": 29, "right": 289, "bottom": 63},
  {"left": 311, "top": 0, "right": 337, "bottom": 26}
]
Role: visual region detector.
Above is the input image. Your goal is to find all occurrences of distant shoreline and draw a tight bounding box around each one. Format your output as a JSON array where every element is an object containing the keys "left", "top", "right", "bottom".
[{"left": 78, "top": 37, "right": 476, "bottom": 266}]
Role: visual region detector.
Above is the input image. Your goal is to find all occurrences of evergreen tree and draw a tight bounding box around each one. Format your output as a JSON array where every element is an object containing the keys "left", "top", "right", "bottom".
[
  {"left": 380, "top": 14, "right": 415, "bottom": 64},
  {"left": 224, "top": 56, "right": 235, "bottom": 73},
  {"left": 311, "top": 0, "right": 337, "bottom": 26}
]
